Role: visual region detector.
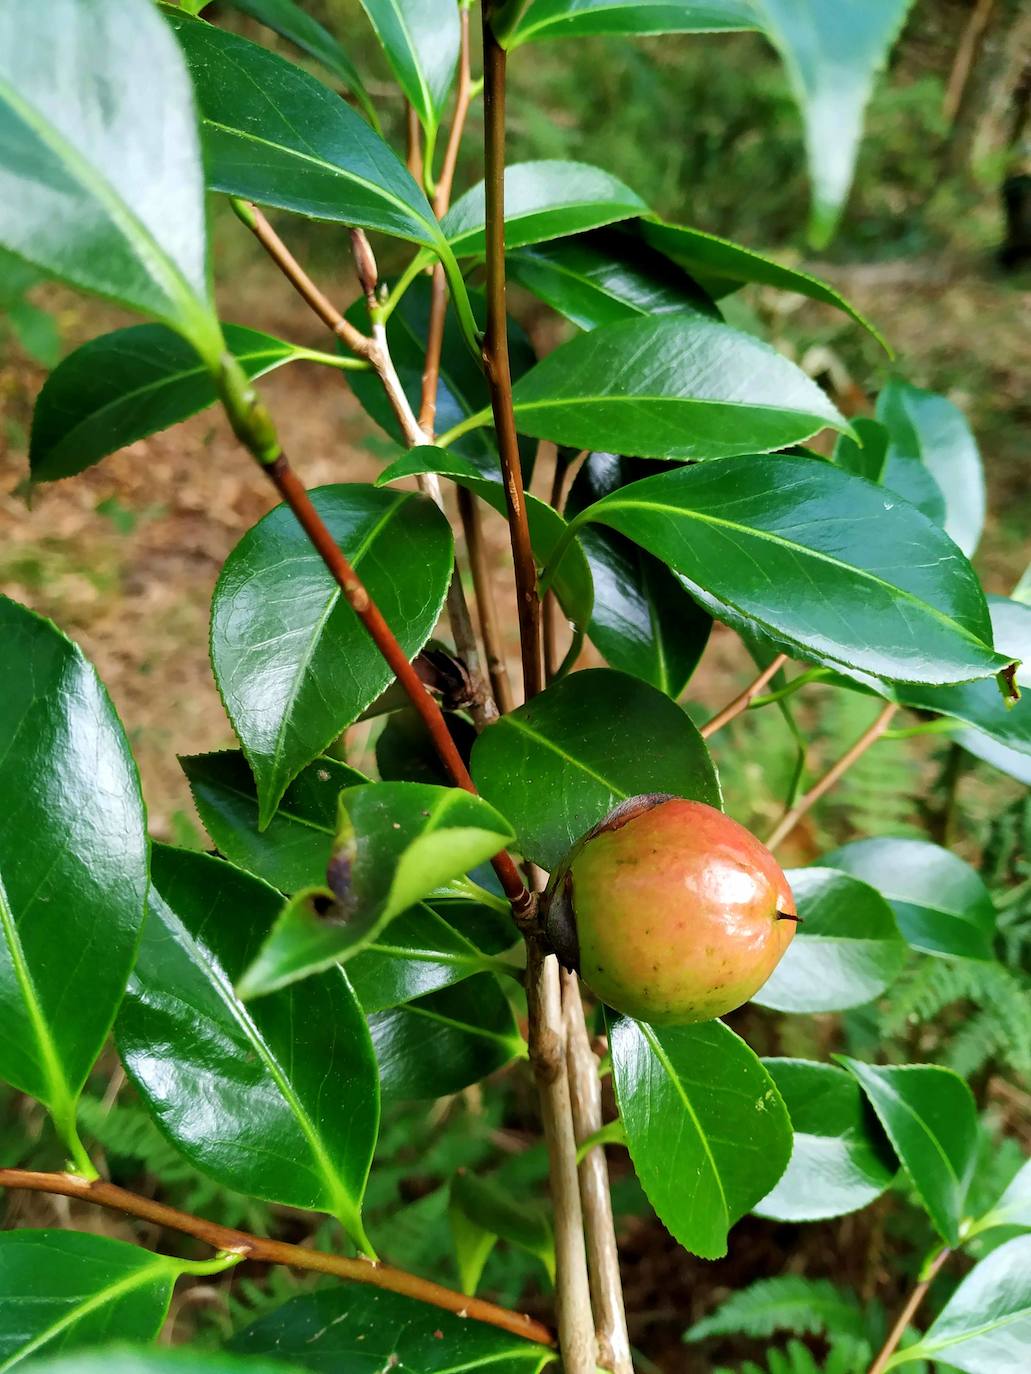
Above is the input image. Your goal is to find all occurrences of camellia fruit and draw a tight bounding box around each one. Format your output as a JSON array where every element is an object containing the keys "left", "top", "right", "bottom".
[{"left": 542, "top": 794, "right": 797, "bottom": 1025}]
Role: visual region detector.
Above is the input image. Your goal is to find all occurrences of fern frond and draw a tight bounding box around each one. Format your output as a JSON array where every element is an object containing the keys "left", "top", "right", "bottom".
[
  {"left": 686, "top": 1276, "right": 866, "bottom": 1344},
  {"left": 714, "top": 1335, "right": 873, "bottom": 1374}
]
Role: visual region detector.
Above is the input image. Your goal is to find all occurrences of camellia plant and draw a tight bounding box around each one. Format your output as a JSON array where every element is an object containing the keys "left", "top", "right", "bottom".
[{"left": 0, "top": 1, "right": 1029, "bottom": 1373}]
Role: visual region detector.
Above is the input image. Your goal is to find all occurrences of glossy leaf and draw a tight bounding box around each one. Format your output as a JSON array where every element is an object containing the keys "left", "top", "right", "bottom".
[
  {"left": 182, "top": 750, "right": 365, "bottom": 895},
  {"left": 378, "top": 446, "right": 593, "bottom": 629},
  {"left": 838, "top": 1058, "right": 978, "bottom": 1245},
  {"left": 117, "top": 845, "right": 379, "bottom": 1250},
  {"left": 610, "top": 1016, "right": 792, "bottom": 1260},
  {"left": 166, "top": 8, "right": 443, "bottom": 251},
  {"left": 506, "top": 317, "right": 849, "bottom": 459},
  {"left": 0, "top": 1231, "right": 176, "bottom": 1366},
  {"left": 232, "top": 1284, "right": 553, "bottom": 1373},
  {"left": 370, "top": 975, "right": 525, "bottom": 1100},
  {"left": 751, "top": 0, "right": 916, "bottom": 245},
  {"left": 358, "top": 0, "right": 459, "bottom": 155},
  {"left": 566, "top": 454, "right": 1013, "bottom": 690},
  {"left": 500, "top": 1, "right": 757, "bottom": 48},
  {"left": 754, "top": 1059, "right": 896, "bottom": 1222},
  {"left": 822, "top": 837, "right": 996, "bottom": 961},
  {"left": 471, "top": 668, "right": 720, "bottom": 870},
  {"left": 0, "top": 597, "right": 147, "bottom": 1159},
  {"left": 752, "top": 868, "right": 906, "bottom": 1012},
  {"left": 237, "top": 783, "right": 514, "bottom": 997},
  {"left": 348, "top": 904, "right": 500, "bottom": 1013},
  {"left": 507, "top": 228, "right": 718, "bottom": 330},
  {"left": 30, "top": 323, "right": 308, "bottom": 482},
  {"left": 876, "top": 377, "right": 985, "bottom": 556},
  {"left": 451, "top": 1172, "right": 555, "bottom": 1289},
  {"left": 565, "top": 452, "right": 712, "bottom": 695},
  {"left": 376, "top": 706, "right": 478, "bottom": 788},
  {"left": 32, "top": 1354, "right": 305, "bottom": 1374},
  {"left": 442, "top": 160, "right": 648, "bottom": 258},
  {"left": 969, "top": 1159, "right": 1031, "bottom": 1239},
  {"left": 642, "top": 219, "right": 885, "bottom": 346},
  {"left": 888, "top": 1235, "right": 1031, "bottom": 1372},
  {"left": 833, "top": 416, "right": 889, "bottom": 483},
  {"left": 0, "top": 0, "right": 219, "bottom": 356},
  {"left": 210, "top": 484, "right": 453, "bottom": 825}
]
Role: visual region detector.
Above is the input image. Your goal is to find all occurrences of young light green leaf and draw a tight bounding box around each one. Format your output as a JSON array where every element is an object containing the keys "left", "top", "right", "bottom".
[
  {"left": 0, "top": 1231, "right": 177, "bottom": 1368},
  {"left": 822, "top": 837, "right": 997, "bottom": 961},
  {"left": 751, "top": 0, "right": 916, "bottom": 246},
  {"left": 451, "top": 1172, "right": 555, "bottom": 1291},
  {"left": 117, "top": 845, "right": 379, "bottom": 1252},
  {"left": 877, "top": 377, "right": 985, "bottom": 557},
  {"left": 370, "top": 976, "right": 526, "bottom": 1100},
  {"left": 210, "top": 485, "right": 454, "bottom": 826},
  {"left": 31, "top": 1354, "right": 306, "bottom": 1374},
  {"left": 499, "top": 1, "right": 758, "bottom": 48},
  {"left": 0, "top": 0, "right": 220, "bottom": 357},
  {"left": 231, "top": 1284, "right": 554, "bottom": 1373},
  {"left": 886, "top": 1235, "right": 1031, "bottom": 1372},
  {"left": 967, "top": 1159, "right": 1031, "bottom": 1241},
  {"left": 182, "top": 750, "right": 366, "bottom": 895},
  {"left": 837, "top": 1058, "right": 978, "bottom": 1245},
  {"left": 471, "top": 668, "right": 720, "bottom": 870},
  {"left": 0, "top": 596, "right": 147, "bottom": 1169},
  {"left": 642, "top": 219, "right": 886, "bottom": 347},
  {"left": 507, "top": 228, "right": 719, "bottom": 331},
  {"left": 752, "top": 868, "right": 906, "bottom": 1013},
  {"left": 754, "top": 1060, "right": 896, "bottom": 1222},
  {"left": 610, "top": 1015, "right": 792, "bottom": 1260},
  {"left": 442, "top": 161, "right": 648, "bottom": 258},
  {"left": 29, "top": 323, "right": 325, "bottom": 482},
  {"left": 237, "top": 783, "right": 514, "bottom": 997},
  {"left": 565, "top": 454, "right": 1014, "bottom": 691},
  {"left": 357, "top": 0, "right": 459, "bottom": 167},
  {"left": 506, "top": 317, "right": 849, "bottom": 459}
]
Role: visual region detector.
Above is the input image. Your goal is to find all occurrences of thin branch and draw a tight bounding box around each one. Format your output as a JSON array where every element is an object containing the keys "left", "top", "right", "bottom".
[
  {"left": 459, "top": 485, "right": 515, "bottom": 714},
  {"left": 544, "top": 452, "right": 571, "bottom": 682},
  {"left": 700, "top": 653, "right": 789, "bottom": 739},
  {"left": 867, "top": 1247, "right": 951, "bottom": 1374},
  {"left": 562, "top": 973, "right": 633, "bottom": 1374},
  {"left": 481, "top": 11, "right": 542, "bottom": 701},
  {"left": 0, "top": 1169, "right": 553, "bottom": 1348},
  {"left": 525, "top": 944, "right": 598, "bottom": 1374},
  {"left": 765, "top": 701, "right": 899, "bottom": 850},
  {"left": 405, "top": 101, "right": 423, "bottom": 184}
]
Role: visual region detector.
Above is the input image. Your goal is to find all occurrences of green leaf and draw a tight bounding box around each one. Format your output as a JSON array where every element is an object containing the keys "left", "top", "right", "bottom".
[
  {"left": 610, "top": 1015, "right": 792, "bottom": 1260},
  {"left": 821, "top": 837, "right": 997, "bottom": 961},
  {"left": 182, "top": 750, "right": 365, "bottom": 895},
  {"left": 376, "top": 706, "right": 479, "bottom": 788},
  {"left": 442, "top": 161, "right": 648, "bottom": 258},
  {"left": 370, "top": 976, "right": 525, "bottom": 1100},
  {"left": 165, "top": 7, "right": 442, "bottom": 251},
  {"left": 237, "top": 783, "right": 514, "bottom": 997},
  {"left": 565, "top": 453, "right": 712, "bottom": 696},
  {"left": 358, "top": 0, "right": 459, "bottom": 160},
  {"left": 210, "top": 484, "right": 453, "bottom": 825},
  {"left": 969, "top": 1159, "right": 1031, "bottom": 1240},
  {"left": 222, "top": 0, "right": 372, "bottom": 117},
  {"left": 566, "top": 454, "right": 1013, "bottom": 690},
  {"left": 642, "top": 220, "right": 885, "bottom": 347},
  {"left": 887, "top": 1235, "right": 1031, "bottom": 1372},
  {"left": 29, "top": 323, "right": 310, "bottom": 482},
  {"left": 751, "top": 868, "right": 907, "bottom": 1013},
  {"left": 451, "top": 1172, "right": 555, "bottom": 1290},
  {"left": 6, "top": 299, "right": 60, "bottom": 369},
  {"left": 0, "top": 597, "right": 147, "bottom": 1166},
  {"left": 378, "top": 446, "right": 593, "bottom": 629},
  {"left": 837, "top": 1058, "right": 978, "bottom": 1245},
  {"left": 754, "top": 1059, "right": 896, "bottom": 1222},
  {"left": 500, "top": 1, "right": 758, "bottom": 48},
  {"left": 470, "top": 668, "right": 720, "bottom": 870},
  {"left": 0, "top": 1231, "right": 177, "bottom": 1367},
  {"left": 231, "top": 1284, "right": 553, "bottom": 1373},
  {"left": 116, "top": 845, "right": 379, "bottom": 1251},
  {"left": 685, "top": 1274, "right": 866, "bottom": 1343},
  {"left": 348, "top": 904, "right": 500, "bottom": 1013},
  {"left": 834, "top": 416, "right": 889, "bottom": 483},
  {"left": 506, "top": 317, "right": 850, "bottom": 459},
  {"left": 750, "top": 0, "right": 916, "bottom": 246},
  {"left": 0, "top": 0, "right": 219, "bottom": 356},
  {"left": 507, "top": 227, "right": 719, "bottom": 331},
  {"left": 876, "top": 377, "right": 985, "bottom": 557},
  {"left": 31, "top": 1353, "right": 305, "bottom": 1374}
]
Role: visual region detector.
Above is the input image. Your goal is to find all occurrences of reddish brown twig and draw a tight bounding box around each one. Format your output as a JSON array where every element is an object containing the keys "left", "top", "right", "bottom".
[
  {"left": 700, "top": 654, "right": 789, "bottom": 739},
  {"left": 459, "top": 485, "right": 515, "bottom": 714},
  {"left": 867, "top": 1248, "right": 951, "bottom": 1374},
  {"left": 0, "top": 1169, "right": 552, "bottom": 1347}
]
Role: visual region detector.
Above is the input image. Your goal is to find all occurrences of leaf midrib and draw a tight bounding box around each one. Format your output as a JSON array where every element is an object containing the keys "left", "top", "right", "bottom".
[{"left": 448, "top": 196, "right": 645, "bottom": 254}]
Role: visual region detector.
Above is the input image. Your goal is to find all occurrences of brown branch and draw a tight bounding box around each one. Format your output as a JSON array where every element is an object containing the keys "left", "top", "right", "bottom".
[
  {"left": 543, "top": 452, "right": 571, "bottom": 682},
  {"left": 765, "top": 701, "right": 899, "bottom": 851},
  {"left": 562, "top": 973, "right": 633, "bottom": 1374},
  {"left": 700, "top": 653, "right": 789, "bottom": 739},
  {"left": 459, "top": 485, "right": 515, "bottom": 714},
  {"left": 867, "top": 1248, "right": 951, "bottom": 1374},
  {"left": 481, "top": 12, "right": 542, "bottom": 701},
  {"left": 943, "top": 0, "right": 995, "bottom": 125},
  {"left": 0, "top": 1169, "right": 552, "bottom": 1348},
  {"left": 405, "top": 101, "right": 423, "bottom": 184}
]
